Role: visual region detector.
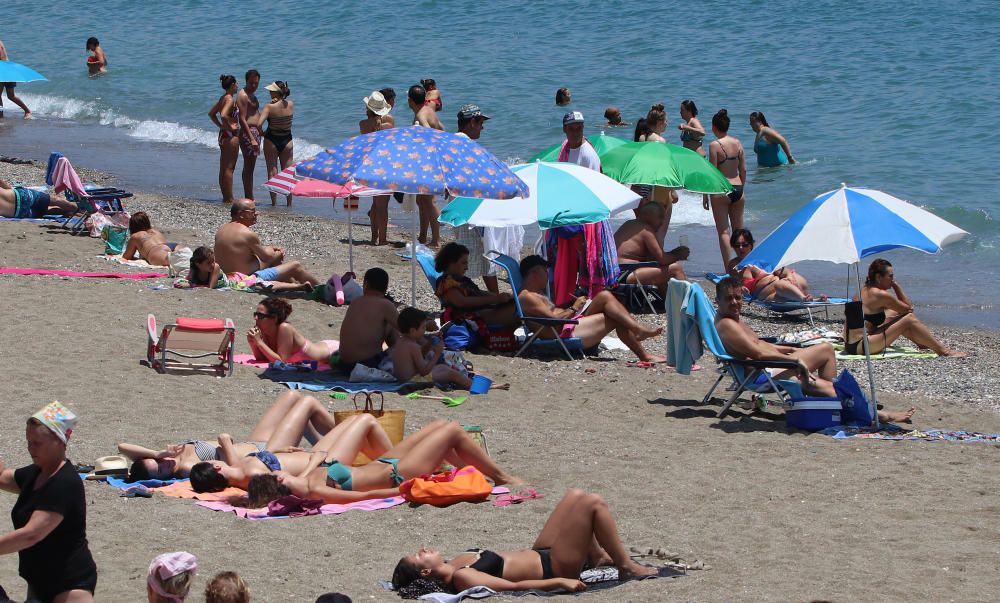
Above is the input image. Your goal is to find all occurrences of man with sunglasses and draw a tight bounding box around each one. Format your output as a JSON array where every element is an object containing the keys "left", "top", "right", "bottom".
[{"left": 214, "top": 198, "right": 319, "bottom": 286}]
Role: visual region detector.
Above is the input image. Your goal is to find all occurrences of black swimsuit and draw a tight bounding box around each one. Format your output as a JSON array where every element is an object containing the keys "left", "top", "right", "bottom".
[
  {"left": 844, "top": 310, "right": 889, "bottom": 355},
  {"left": 461, "top": 548, "right": 555, "bottom": 581},
  {"left": 264, "top": 113, "right": 294, "bottom": 153}
]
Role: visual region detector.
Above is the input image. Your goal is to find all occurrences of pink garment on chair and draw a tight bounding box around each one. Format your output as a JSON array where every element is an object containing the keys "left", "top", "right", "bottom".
[
  {"left": 551, "top": 233, "right": 582, "bottom": 306},
  {"left": 50, "top": 157, "right": 89, "bottom": 197}
]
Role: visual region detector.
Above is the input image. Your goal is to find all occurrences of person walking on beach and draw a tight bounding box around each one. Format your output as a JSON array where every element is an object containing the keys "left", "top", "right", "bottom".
[
  {"left": 209, "top": 74, "right": 240, "bottom": 203},
  {"left": 252, "top": 81, "right": 295, "bottom": 206},
  {"left": 705, "top": 109, "right": 746, "bottom": 268},
  {"left": 408, "top": 83, "right": 444, "bottom": 246},
  {"left": 214, "top": 198, "right": 319, "bottom": 286},
  {"left": 360, "top": 90, "right": 393, "bottom": 245},
  {"left": 0, "top": 39, "right": 33, "bottom": 119},
  {"left": 236, "top": 69, "right": 261, "bottom": 200},
  {"left": 85, "top": 37, "right": 107, "bottom": 76}
]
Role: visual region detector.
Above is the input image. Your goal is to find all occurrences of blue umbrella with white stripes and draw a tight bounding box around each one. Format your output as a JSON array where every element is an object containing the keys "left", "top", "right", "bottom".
[{"left": 738, "top": 183, "right": 967, "bottom": 427}]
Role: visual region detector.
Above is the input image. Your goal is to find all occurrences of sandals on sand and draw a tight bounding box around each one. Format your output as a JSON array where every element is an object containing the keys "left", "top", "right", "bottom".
[{"left": 494, "top": 488, "right": 543, "bottom": 507}]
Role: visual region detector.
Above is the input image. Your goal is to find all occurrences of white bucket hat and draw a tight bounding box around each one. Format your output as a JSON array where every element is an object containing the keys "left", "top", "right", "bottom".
[{"left": 364, "top": 91, "right": 392, "bottom": 117}]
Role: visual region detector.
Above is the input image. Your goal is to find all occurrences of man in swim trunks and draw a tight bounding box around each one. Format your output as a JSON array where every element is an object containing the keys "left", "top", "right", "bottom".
[
  {"left": 0, "top": 179, "right": 78, "bottom": 218},
  {"left": 338, "top": 267, "right": 399, "bottom": 372},
  {"left": 713, "top": 276, "right": 915, "bottom": 422},
  {"left": 214, "top": 198, "right": 320, "bottom": 286},
  {"left": 123, "top": 211, "right": 174, "bottom": 266},
  {"left": 614, "top": 203, "right": 689, "bottom": 290},
  {"left": 518, "top": 255, "right": 666, "bottom": 363},
  {"left": 236, "top": 69, "right": 262, "bottom": 200}
]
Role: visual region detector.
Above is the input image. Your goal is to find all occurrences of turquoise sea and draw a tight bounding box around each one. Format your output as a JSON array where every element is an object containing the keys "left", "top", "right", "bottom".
[{"left": 0, "top": 0, "right": 996, "bottom": 328}]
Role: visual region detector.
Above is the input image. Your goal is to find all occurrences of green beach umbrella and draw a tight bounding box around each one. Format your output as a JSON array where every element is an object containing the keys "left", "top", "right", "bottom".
[
  {"left": 527, "top": 132, "right": 628, "bottom": 162},
  {"left": 600, "top": 141, "right": 733, "bottom": 194}
]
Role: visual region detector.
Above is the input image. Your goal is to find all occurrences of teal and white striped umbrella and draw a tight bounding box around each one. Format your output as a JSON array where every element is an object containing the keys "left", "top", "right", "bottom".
[{"left": 440, "top": 161, "right": 640, "bottom": 230}]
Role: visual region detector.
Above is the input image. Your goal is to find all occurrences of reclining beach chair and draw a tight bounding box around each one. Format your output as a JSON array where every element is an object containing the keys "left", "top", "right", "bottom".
[
  {"left": 146, "top": 315, "right": 236, "bottom": 376},
  {"left": 486, "top": 252, "right": 584, "bottom": 360},
  {"left": 704, "top": 272, "right": 848, "bottom": 327},
  {"left": 415, "top": 251, "right": 443, "bottom": 295},
  {"left": 45, "top": 152, "right": 133, "bottom": 234}
]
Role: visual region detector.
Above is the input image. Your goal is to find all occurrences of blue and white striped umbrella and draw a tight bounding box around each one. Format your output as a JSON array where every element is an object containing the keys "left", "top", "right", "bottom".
[
  {"left": 440, "top": 161, "right": 640, "bottom": 230},
  {"left": 739, "top": 184, "right": 968, "bottom": 271}
]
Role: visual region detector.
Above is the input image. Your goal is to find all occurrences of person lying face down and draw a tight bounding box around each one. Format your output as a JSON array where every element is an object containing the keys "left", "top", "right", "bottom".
[{"left": 119, "top": 392, "right": 338, "bottom": 480}]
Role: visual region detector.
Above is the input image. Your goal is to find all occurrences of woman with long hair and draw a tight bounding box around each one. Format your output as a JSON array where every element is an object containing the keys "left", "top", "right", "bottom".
[{"left": 727, "top": 229, "right": 819, "bottom": 301}]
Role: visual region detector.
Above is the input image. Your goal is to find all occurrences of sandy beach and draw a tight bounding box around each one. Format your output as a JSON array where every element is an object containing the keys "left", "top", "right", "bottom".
[{"left": 1, "top": 158, "right": 999, "bottom": 602}]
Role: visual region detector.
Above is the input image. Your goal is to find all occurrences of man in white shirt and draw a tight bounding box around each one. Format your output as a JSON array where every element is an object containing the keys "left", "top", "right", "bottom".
[{"left": 561, "top": 111, "right": 600, "bottom": 171}]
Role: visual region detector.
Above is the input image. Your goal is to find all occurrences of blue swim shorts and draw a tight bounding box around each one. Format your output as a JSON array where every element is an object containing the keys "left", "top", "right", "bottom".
[
  {"left": 253, "top": 266, "right": 280, "bottom": 281},
  {"left": 13, "top": 187, "right": 52, "bottom": 218}
]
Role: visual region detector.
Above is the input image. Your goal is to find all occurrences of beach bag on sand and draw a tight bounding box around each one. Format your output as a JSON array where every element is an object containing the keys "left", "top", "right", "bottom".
[
  {"left": 167, "top": 246, "right": 193, "bottom": 277},
  {"left": 325, "top": 272, "right": 363, "bottom": 306},
  {"left": 443, "top": 321, "right": 480, "bottom": 351},
  {"left": 400, "top": 465, "right": 492, "bottom": 506},
  {"left": 89, "top": 210, "right": 129, "bottom": 238},
  {"left": 333, "top": 392, "right": 405, "bottom": 464},
  {"left": 101, "top": 225, "right": 128, "bottom": 255}
]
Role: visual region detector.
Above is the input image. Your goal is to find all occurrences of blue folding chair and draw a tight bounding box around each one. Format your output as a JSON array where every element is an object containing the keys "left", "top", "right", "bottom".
[
  {"left": 486, "top": 252, "right": 584, "bottom": 360},
  {"left": 46, "top": 151, "right": 133, "bottom": 234},
  {"left": 704, "top": 272, "right": 848, "bottom": 327}
]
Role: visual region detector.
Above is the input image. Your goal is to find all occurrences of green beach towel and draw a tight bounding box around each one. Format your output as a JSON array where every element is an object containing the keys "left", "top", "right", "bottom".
[{"left": 834, "top": 344, "right": 937, "bottom": 360}]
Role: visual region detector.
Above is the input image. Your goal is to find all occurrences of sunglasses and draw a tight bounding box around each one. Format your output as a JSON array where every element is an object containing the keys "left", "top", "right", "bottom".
[
  {"left": 253, "top": 311, "right": 273, "bottom": 319},
  {"left": 733, "top": 242, "right": 753, "bottom": 249}
]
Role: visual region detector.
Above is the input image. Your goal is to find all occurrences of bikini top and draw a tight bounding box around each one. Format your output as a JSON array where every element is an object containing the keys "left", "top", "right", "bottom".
[
  {"left": 680, "top": 126, "right": 703, "bottom": 143},
  {"left": 247, "top": 450, "right": 281, "bottom": 472},
  {"left": 185, "top": 440, "right": 221, "bottom": 462},
  {"left": 461, "top": 549, "right": 505, "bottom": 578},
  {"left": 864, "top": 310, "right": 886, "bottom": 328},
  {"left": 716, "top": 139, "right": 742, "bottom": 163}
]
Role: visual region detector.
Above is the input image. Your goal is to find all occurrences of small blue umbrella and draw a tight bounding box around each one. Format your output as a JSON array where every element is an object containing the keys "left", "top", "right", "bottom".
[
  {"left": 296, "top": 127, "right": 528, "bottom": 199},
  {"left": 0, "top": 61, "right": 47, "bottom": 83}
]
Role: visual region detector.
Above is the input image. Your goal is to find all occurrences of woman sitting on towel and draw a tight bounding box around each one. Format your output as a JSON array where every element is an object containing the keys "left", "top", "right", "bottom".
[
  {"left": 843, "top": 259, "right": 966, "bottom": 357},
  {"left": 247, "top": 297, "right": 338, "bottom": 364},
  {"left": 391, "top": 489, "right": 657, "bottom": 597},
  {"left": 434, "top": 243, "right": 519, "bottom": 329},
  {"left": 119, "top": 391, "right": 338, "bottom": 481},
  {"left": 189, "top": 413, "right": 392, "bottom": 492},
  {"left": 727, "top": 229, "right": 823, "bottom": 302},
  {"left": 240, "top": 420, "right": 522, "bottom": 507}
]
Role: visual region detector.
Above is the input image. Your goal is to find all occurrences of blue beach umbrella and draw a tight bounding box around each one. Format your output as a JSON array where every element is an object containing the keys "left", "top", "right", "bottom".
[
  {"left": 0, "top": 61, "right": 47, "bottom": 83},
  {"left": 739, "top": 184, "right": 968, "bottom": 427}
]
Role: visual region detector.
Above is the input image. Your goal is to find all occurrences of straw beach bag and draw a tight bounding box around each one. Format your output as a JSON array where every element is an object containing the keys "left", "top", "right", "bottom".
[{"left": 333, "top": 392, "right": 405, "bottom": 464}]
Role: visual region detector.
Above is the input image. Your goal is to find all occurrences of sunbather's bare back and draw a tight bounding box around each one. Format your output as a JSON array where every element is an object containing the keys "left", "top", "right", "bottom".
[{"left": 214, "top": 221, "right": 262, "bottom": 275}]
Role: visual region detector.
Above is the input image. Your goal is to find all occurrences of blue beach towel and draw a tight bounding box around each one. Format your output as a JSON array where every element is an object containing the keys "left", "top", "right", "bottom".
[{"left": 259, "top": 367, "right": 425, "bottom": 393}]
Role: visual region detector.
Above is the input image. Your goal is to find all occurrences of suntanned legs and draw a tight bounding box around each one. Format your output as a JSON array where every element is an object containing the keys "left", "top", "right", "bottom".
[
  {"left": 370, "top": 195, "right": 390, "bottom": 245},
  {"left": 270, "top": 261, "right": 320, "bottom": 285},
  {"left": 387, "top": 421, "right": 522, "bottom": 486},
  {"left": 868, "top": 313, "right": 967, "bottom": 357},
  {"left": 416, "top": 195, "right": 440, "bottom": 246},
  {"left": 625, "top": 264, "right": 687, "bottom": 289},
  {"left": 246, "top": 392, "right": 338, "bottom": 448},
  {"left": 572, "top": 291, "right": 665, "bottom": 362},
  {"left": 219, "top": 135, "right": 240, "bottom": 203},
  {"left": 314, "top": 414, "right": 393, "bottom": 463},
  {"left": 532, "top": 489, "right": 656, "bottom": 579},
  {"left": 710, "top": 194, "right": 744, "bottom": 268}
]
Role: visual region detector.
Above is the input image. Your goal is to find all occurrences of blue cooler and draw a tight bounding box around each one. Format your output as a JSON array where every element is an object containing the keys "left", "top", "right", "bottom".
[{"left": 783, "top": 398, "right": 842, "bottom": 431}]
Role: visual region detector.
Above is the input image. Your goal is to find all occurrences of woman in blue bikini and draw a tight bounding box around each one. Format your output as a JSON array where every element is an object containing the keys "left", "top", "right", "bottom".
[{"left": 242, "top": 420, "right": 522, "bottom": 507}]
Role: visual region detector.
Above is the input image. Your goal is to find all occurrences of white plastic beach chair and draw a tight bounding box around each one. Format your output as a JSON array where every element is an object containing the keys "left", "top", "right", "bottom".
[{"left": 146, "top": 314, "right": 236, "bottom": 376}]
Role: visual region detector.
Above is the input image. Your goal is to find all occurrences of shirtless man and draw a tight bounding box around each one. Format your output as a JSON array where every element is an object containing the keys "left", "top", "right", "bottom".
[
  {"left": 518, "top": 255, "right": 666, "bottom": 363},
  {"left": 123, "top": 211, "right": 172, "bottom": 266},
  {"left": 338, "top": 268, "right": 400, "bottom": 371},
  {"left": 408, "top": 84, "right": 443, "bottom": 246},
  {"left": 714, "top": 276, "right": 914, "bottom": 422},
  {"left": 0, "top": 39, "right": 32, "bottom": 118},
  {"left": 0, "top": 179, "right": 77, "bottom": 218},
  {"left": 236, "top": 69, "right": 262, "bottom": 199},
  {"left": 213, "top": 198, "right": 319, "bottom": 285},
  {"left": 614, "top": 203, "right": 689, "bottom": 290}
]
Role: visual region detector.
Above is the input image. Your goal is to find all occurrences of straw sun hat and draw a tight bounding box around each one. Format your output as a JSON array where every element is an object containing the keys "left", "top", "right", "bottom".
[{"left": 364, "top": 91, "right": 392, "bottom": 116}]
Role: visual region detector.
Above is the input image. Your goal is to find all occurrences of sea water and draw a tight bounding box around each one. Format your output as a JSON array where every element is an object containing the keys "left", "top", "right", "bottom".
[{"left": 0, "top": 0, "right": 996, "bottom": 328}]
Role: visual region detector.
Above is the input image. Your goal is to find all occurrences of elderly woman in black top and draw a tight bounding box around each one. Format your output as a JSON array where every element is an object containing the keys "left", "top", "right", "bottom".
[{"left": 0, "top": 401, "right": 97, "bottom": 602}]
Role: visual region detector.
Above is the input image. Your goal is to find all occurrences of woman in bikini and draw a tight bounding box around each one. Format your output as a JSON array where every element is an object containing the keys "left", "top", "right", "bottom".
[
  {"left": 360, "top": 90, "right": 394, "bottom": 245},
  {"left": 705, "top": 109, "right": 747, "bottom": 269},
  {"left": 726, "top": 229, "right": 820, "bottom": 302},
  {"left": 843, "top": 259, "right": 966, "bottom": 357},
  {"left": 749, "top": 111, "right": 795, "bottom": 167},
  {"left": 189, "top": 413, "right": 392, "bottom": 492},
  {"left": 421, "top": 78, "right": 442, "bottom": 111},
  {"left": 247, "top": 297, "right": 337, "bottom": 364},
  {"left": 252, "top": 81, "right": 295, "bottom": 206},
  {"left": 122, "top": 211, "right": 173, "bottom": 266},
  {"left": 678, "top": 99, "right": 705, "bottom": 156},
  {"left": 241, "top": 420, "right": 522, "bottom": 507},
  {"left": 118, "top": 391, "right": 340, "bottom": 481},
  {"left": 391, "top": 489, "right": 657, "bottom": 597},
  {"left": 208, "top": 74, "right": 240, "bottom": 203}
]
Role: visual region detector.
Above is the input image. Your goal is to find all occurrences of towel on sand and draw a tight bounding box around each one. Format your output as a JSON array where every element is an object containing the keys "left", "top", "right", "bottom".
[
  {"left": 0, "top": 267, "right": 167, "bottom": 278},
  {"left": 258, "top": 367, "right": 425, "bottom": 393},
  {"left": 99, "top": 254, "right": 159, "bottom": 269},
  {"left": 822, "top": 425, "right": 1000, "bottom": 442},
  {"left": 834, "top": 344, "right": 938, "bottom": 360},
  {"left": 197, "top": 495, "right": 408, "bottom": 520},
  {"left": 235, "top": 352, "right": 334, "bottom": 371}
]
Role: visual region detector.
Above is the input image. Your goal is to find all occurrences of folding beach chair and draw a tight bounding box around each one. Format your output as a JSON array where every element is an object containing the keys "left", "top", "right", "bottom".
[
  {"left": 613, "top": 261, "right": 664, "bottom": 315},
  {"left": 415, "top": 252, "right": 443, "bottom": 295},
  {"left": 486, "top": 252, "right": 584, "bottom": 360},
  {"left": 146, "top": 315, "right": 236, "bottom": 376},
  {"left": 45, "top": 152, "right": 133, "bottom": 234},
  {"left": 704, "top": 272, "right": 848, "bottom": 327}
]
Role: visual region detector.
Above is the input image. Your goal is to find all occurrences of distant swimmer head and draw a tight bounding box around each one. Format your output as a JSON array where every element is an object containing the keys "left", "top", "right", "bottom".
[
  {"left": 220, "top": 74, "right": 237, "bottom": 92},
  {"left": 264, "top": 81, "right": 290, "bottom": 99},
  {"left": 680, "top": 99, "right": 698, "bottom": 119},
  {"left": 604, "top": 106, "right": 622, "bottom": 125},
  {"left": 749, "top": 111, "right": 769, "bottom": 131},
  {"left": 555, "top": 87, "right": 572, "bottom": 106},
  {"left": 712, "top": 108, "right": 731, "bottom": 134},
  {"left": 86, "top": 37, "right": 99, "bottom": 50}
]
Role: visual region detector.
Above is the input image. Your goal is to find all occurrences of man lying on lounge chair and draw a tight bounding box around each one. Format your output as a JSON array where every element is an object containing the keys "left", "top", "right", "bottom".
[
  {"left": 713, "top": 276, "right": 914, "bottom": 423},
  {"left": 0, "top": 179, "right": 78, "bottom": 219},
  {"left": 518, "top": 255, "right": 666, "bottom": 363}
]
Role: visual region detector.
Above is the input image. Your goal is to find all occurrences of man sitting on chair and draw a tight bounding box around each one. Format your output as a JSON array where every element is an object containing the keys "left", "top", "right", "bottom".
[
  {"left": 714, "top": 276, "right": 914, "bottom": 422},
  {"left": 214, "top": 198, "right": 320, "bottom": 286},
  {"left": 518, "top": 255, "right": 666, "bottom": 363},
  {"left": 614, "top": 203, "right": 689, "bottom": 290}
]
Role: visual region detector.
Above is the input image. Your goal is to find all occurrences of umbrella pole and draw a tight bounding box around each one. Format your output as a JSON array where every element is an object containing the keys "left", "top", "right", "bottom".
[
  {"left": 855, "top": 263, "right": 879, "bottom": 430},
  {"left": 347, "top": 201, "right": 354, "bottom": 274},
  {"left": 411, "top": 208, "right": 418, "bottom": 304}
]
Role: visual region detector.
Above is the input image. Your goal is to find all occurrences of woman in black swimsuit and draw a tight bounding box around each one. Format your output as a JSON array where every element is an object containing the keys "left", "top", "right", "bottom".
[
  {"left": 391, "top": 489, "right": 657, "bottom": 597},
  {"left": 705, "top": 109, "right": 747, "bottom": 269},
  {"left": 844, "top": 259, "right": 966, "bottom": 357},
  {"left": 253, "top": 81, "right": 295, "bottom": 206}
]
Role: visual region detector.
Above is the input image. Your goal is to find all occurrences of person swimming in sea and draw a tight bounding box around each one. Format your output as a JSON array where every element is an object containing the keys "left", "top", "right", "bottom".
[{"left": 85, "top": 37, "right": 107, "bottom": 76}]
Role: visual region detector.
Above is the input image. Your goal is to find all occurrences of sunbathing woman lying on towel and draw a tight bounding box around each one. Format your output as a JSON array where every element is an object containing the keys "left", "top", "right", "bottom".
[
  {"left": 247, "top": 297, "right": 338, "bottom": 364},
  {"left": 391, "top": 488, "right": 658, "bottom": 597},
  {"left": 123, "top": 212, "right": 176, "bottom": 266},
  {"left": 727, "top": 229, "right": 825, "bottom": 302},
  {"left": 189, "top": 413, "right": 392, "bottom": 491},
  {"left": 119, "top": 391, "right": 337, "bottom": 481},
  {"left": 240, "top": 420, "right": 522, "bottom": 507}
]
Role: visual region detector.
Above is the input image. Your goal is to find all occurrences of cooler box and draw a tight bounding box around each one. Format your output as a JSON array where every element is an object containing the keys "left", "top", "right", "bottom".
[{"left": 783, "top": 398, "right": 842, "bottom": 431}]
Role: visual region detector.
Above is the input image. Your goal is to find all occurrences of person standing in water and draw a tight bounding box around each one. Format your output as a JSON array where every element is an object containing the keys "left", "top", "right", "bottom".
[
  {"left": 252, "top": 81, "right": 295, "bottom": 206},
  {"left": 236, "top": 69, "right": 262, "bottom": 200},
  {"left": 360, "top": 91, "right": 393, "bottom": 245},
  {"left": 749, "top": 111, "right": 796, "bottom": 167},
  {"left": 705, "top": 109, "right": 747, "bottom": 268},
  {"left": 208, "top": 75, "right": 240, "bottom": 203},
  {"left": 678, "top": 99, "right": 705, "bottom": 156},
  {"left": 0, "top": 39, "right": 32, "bottom": 118},
  {"left": 85, "top": 37, "right": 107, "bottom": 76}
]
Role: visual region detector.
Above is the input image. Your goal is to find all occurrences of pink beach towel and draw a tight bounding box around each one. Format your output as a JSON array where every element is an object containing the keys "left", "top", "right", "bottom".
[
  {"left": 50, "top": 157, "right": 89, "bottom": 197},
  {"left": 195, "top": 496, "right": 407, "bottom": 519},
  {"left": 234, "top": 344, "right": 337, "bottom": 371},
  {"left": 0, "top": 267, "right": 167, "bottom": 279}
]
